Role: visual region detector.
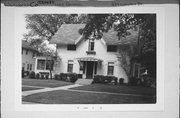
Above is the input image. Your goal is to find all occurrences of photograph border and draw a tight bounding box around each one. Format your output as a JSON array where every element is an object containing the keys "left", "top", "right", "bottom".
[{"left": 14, "top": 6, "right": 165, "bottom": 111}]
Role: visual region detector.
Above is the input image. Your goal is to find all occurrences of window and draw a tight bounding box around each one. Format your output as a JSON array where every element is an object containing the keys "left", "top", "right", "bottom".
[
  {"left": 30, "top": 64, "right": 32, "bottom": 71},
  {"left": 67, "top": 60, "right": 73, "bottom": 73},
  {"left": 107, "top": 45, "right": 117, "bottom": 52},
  {"left": 88, "top": 40, "right": 94, "bottom": 51},
  {"left": 27, "top": 64, "right": 29, "bottom": 70},
  {"left": 26, "top": 49, "right": 28, "bottom": 55},
  {"left": 107, "top": 62, "right": 114, "bottom": 75},
  {"left": 37, "top": 59, "right": 45, "bottom": 70},
  {"left": 32, "top": 52, "right": 35, "bottom": 58},
  {"left": 22, "top": 49, "right": 23, "bottom": 55},
  {"left": 67, "top": 45, "right": 76, "bottom": 50},
  {"left": 46, "top": 60, "right": 53, "bottom": 70}
]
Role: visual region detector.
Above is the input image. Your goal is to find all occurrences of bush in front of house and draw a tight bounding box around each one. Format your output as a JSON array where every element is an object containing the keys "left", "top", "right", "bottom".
[
  {"left": 119, "top": 78, "right": 124, "bottom": 84},
  {"left": 60, "top": 73, "right": 67, "bottom": 81},
  {"left": 93, "top": 75, "right": 117, "bottom": 84},
  {"left": 129, "top": 77, "right": 139, "bottom": 86},
  {"left": 29, "top": 71, "right": 35, "bottom": 79},
  {"left": 54, "top": 74, "right": 60, "bottom": 80},
  {"left": 68, "top": 73, "right": 78, "bottom": 83},
  {"left": 35, "top": 73, "right": 40, "bottom": 79},
  {"left": 93, "top": 75, "right": 103, "bottom": 83}
]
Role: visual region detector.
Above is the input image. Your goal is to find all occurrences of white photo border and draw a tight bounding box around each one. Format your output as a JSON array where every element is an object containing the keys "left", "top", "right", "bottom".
[{"left": 14, "top": 6, "right": 165, "bottom": 111}]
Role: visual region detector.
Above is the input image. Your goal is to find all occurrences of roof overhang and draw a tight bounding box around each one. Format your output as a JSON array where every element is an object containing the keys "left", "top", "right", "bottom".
[{"left": 76, "top": 57, "right": 103, "bottom": 62}]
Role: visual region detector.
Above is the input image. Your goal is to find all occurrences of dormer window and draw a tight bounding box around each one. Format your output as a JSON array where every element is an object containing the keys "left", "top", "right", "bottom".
[
  {"left": 67, "top": 44, "right": 76, "bottom": 50},
  {"left": 86, "top": 39, "right": 96, "bottom": 55},
  {"left": 88, "top": 39, "right": 94, "bottom": 51},
  {"left": 107, "top": 45, "right": 117, "bottom": 52}
]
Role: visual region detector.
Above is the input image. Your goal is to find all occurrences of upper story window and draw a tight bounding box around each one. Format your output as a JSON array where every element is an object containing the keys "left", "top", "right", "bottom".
[
  {"left": 26, "top": 49, "right": 28, "bottom": 55},
  {"left": 32, "top": 52, "right": 35, "bottom": 58},
  {"left": 67, "top": 44, "right": 76, "bottom": 50},
  {"left": 107, "top": 45, "right": 117, "bottom": 52},
  {"left": 88, "top": 39, "right": 95, "bottom": 51}
]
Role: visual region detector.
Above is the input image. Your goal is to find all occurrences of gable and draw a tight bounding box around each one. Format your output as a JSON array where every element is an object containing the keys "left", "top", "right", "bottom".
[
  {"left": 50, "top": 24, "right": 85, "bottom": 45},
  {"left": 50, "top": 24, "right": 138, "bottom": 46}
]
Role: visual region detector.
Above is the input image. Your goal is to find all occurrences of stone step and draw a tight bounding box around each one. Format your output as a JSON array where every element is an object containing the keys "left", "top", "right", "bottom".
[{"left": 75, "top": 79, "right": 93, "bottom": 85}]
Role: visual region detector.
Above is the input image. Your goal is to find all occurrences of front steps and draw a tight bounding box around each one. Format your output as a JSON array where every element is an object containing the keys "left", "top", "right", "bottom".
[{"left": 75, "top": 79, "right": 93, "bottom": 85}]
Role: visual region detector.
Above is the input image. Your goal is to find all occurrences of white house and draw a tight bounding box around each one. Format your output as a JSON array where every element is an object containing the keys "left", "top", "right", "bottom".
[
  {"left": 22, "top": 40, "right": 40, "bottom": 72},
  {"left": 22, "top": 40, "right": 55, "bottom": 78},
  {"left": 50, "top": 24, "right": 138, "bottom": 83}
]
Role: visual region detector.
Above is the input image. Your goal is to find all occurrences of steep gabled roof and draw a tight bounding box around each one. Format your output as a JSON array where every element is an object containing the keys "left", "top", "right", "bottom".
[
  {"left": 50, "top": 24, "right": 85, "bottom": 45},
  {"left": 22, "top": 40, "right": 39, "bottom": 52},
  {"left": 49, "top": 24, "right": 138, "bottom": 45}
]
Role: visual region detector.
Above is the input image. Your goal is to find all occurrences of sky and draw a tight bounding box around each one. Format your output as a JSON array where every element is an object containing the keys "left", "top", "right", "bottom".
[
  {"left": 15, "top": 13, "right": 56, "bottom": 50},
  {"left": 16, "top": 13, "right": 27, "bottom": 40}
]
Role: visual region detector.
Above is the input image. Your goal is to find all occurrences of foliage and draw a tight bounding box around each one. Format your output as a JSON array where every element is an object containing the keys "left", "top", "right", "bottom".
[
  {"left": 35, "top": 73, "right": 40, "bottom": 79},
  {"left": 93, "top": 75, "right": 117, "bottom": 84},
  {"left": 29, "top": 71, "right": 35, "bottom": 79}
]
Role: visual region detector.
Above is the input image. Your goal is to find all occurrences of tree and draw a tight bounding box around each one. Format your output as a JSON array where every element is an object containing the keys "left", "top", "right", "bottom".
[
  {"left": 24, "top": 14, "right": 87, "bottom": 46},
  {"left": 24, "top": 14, "right": 87, "bottom": 79},
  {"left": 80, "top": 14, "right": 156, "bottom": 77}
]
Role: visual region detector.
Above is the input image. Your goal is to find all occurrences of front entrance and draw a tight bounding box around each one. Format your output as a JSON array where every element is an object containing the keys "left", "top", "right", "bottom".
[{"left": 86, "top": 61, "right": 94, "bottom": 79}]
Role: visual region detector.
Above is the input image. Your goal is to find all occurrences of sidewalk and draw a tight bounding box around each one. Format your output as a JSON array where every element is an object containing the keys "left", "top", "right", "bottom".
[{"left": 22, "top": 84, "right": 83, "bottom": 97}]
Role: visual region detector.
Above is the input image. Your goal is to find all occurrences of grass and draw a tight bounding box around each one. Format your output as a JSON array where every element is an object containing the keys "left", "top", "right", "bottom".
[
  {"left": 70, "top": 83, "right": 156, "bottom": 96},
  {"left": 22, "top": 79, "right": 73, "bottom": 88},
  {"left": 22, "top": 87, "right": 43, "bottom": 91},
  {"left": 22, "top": 90, "right": 156, "bottom": 104}
]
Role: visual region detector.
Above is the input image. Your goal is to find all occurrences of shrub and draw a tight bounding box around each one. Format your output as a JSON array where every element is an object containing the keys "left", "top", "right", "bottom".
[
  {"left": 60, "top": 73, "right": 67, "bottom": 81},
  {"left": 129, "top": 77, "right": 138, "bottom": 86},
  {"left": 29, "top": 71, "right": 35, "bottom": 79},
  {"left": 93, "top": 75, "right": 101, "bottom": 83},
  {"left": 54, "top": 74, "right": 60, "bottom": 80},
  {"left": 67, "top": 73, "right": 78, "bottom": 83},
  {"left": 36, "top": 73, "right": 40, "bottom": 79},
  {"left": 119, "top": 78, "right": 124, "bottom": 84},
  {"left": 41, "top": 75, "right": 45, "bottom": 79},
  {"left": 45, "top": 75, "right": 49, "bottom": 79}
]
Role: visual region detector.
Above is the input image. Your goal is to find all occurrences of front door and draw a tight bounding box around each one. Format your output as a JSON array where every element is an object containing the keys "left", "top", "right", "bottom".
[{"left": 86, "top": 61, "right": 94, "bottom": 79}]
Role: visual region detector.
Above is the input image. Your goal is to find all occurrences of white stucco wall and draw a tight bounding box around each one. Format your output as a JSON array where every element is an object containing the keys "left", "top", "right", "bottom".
[{"left": 54, "top": 39, "right": 128, "bottom": 83}]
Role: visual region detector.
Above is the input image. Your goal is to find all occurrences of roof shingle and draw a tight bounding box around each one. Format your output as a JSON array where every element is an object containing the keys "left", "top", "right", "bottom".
[
  {"left": 50, "top": 24, "right": 138, "bottom": 45},
  {"left": 22, "top": 40, "right": 39, "bottom": 52}
]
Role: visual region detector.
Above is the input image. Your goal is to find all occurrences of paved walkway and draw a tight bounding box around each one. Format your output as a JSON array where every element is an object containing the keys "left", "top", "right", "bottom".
[{"left": 22, "top": 84, "right": 83, "bottom": 97}]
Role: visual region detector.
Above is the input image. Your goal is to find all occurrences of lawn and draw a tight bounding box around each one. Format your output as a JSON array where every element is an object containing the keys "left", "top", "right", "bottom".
[
  {"left": 22, "top": 87, "right": 43, "bottom": 91},
  {"left": 22, "top": 79, "right": 73, "bottom": 88},
  {"left": 70, "top": 83, "right": 156, "bottom": 96},
  {"left": 22, "top": 90, "right": 155, "bottom": 104}
]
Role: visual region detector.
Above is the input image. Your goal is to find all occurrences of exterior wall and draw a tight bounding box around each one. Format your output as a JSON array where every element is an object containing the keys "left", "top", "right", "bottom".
[
  {"left": 22, "top": 48, "right": 37, "bottom": 72},
  {"left": 54, "top": 39, "right": 128, "bottom": 83}
]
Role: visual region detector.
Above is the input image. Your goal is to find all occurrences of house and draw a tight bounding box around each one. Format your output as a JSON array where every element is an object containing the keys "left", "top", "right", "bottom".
[
  {"left": 22, "top": 40, "right": 40, "bottom": 72},
  {"left": 49, "top": 24, "right": 139, "bottom": 83},
  {"left": 22, "top": 40, "right": 55, "bottom": 78}
]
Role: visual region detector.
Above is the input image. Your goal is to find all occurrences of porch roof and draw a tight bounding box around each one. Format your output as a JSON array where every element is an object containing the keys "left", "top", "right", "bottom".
[{"left": 76, "top": 57, "right": 103, "bottom": 62}]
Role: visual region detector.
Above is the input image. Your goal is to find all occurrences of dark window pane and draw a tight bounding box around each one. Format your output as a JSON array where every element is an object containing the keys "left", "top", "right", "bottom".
[
  {"left": 37, "top": 59, "right": 45, "bottom": 70},
  {"left": 26, "top": 50, "right": 28, "bottom": 55},
  {"left": 67, "top": 45, "right": 76, "bottom": 50},
  {"left": 107, "top": 45, "right": 117, "bottom": 52},
  {"left": 107, "top": 62, "right": 114, "bottom": 75},
  {"left": 67, "top": 60, "right": 73, "bottom": 73}
]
